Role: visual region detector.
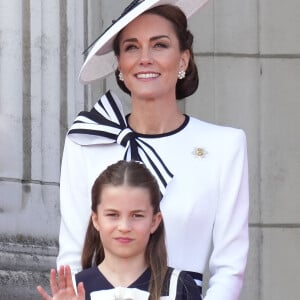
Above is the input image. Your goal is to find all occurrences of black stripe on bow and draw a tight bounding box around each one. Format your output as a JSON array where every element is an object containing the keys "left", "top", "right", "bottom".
[{"left": 67, "top": 90, "right": 173, "bottom": 196}]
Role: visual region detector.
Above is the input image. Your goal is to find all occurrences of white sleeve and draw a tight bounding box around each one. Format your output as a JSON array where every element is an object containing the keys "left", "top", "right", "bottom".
[
  {"left": 56, "top": 136, "right": 91, "bottom": 274},
  {"left": 204, "top": 129, "right": 249, "bottom": 300},
  {"left": 72, "top": 274, "right": 78, "bottom": 295}
]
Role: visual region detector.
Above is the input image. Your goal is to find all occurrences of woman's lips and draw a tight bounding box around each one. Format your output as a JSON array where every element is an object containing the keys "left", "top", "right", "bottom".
[{"left": 135, "top": 72, "right": 160, "bottom": 79}]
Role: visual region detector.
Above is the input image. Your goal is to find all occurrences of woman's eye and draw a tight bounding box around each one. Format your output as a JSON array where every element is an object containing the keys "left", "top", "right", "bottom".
[
  {"left": 154, "top": 43, "right": 168, "bottom": 49},
  {"left": 124, "top": 44, "right": 138, "bottom": 51}
]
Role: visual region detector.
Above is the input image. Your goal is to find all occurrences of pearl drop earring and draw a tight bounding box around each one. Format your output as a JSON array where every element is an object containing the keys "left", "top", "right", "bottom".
[
  {"left": 118, "top": 72, "right": 124, "bottom": 81},
  {"left": 178, "top": 70, "right": 186, "bottom": 80}
]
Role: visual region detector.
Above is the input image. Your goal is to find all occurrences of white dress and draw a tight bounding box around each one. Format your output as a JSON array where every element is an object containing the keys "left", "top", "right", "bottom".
[{"left": 57, "top": 91, "right": 249, "bottom": 300}]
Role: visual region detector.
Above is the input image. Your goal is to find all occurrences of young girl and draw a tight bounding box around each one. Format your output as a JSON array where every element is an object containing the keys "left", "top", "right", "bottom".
[{"left": 38, "top": 160, "right": 200, "bottom": 300}]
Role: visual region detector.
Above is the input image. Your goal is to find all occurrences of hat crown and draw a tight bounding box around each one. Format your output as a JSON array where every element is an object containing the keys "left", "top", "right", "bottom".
[
  {"left": 83, "top": 0, "right": 146, "bottom": 55},
  {"left": 122, "top": 0, "right": 145, "bottom": 17}
]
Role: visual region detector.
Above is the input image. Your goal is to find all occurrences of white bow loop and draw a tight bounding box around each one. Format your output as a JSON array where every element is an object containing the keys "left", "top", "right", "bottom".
[{"left": 90, "top": 287, "right": 150, "bottom": 300}]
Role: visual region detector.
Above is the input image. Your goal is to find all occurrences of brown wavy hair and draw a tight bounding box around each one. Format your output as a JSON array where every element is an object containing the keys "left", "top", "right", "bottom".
[
  {"left": 81, "top": 160, "right": 167, "bottom": 300},
  {"left": 113, "top": 4, "right": 199, "bottom": 100}
]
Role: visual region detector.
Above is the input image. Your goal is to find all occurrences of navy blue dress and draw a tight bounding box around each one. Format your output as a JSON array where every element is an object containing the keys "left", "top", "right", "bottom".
[{"left": 75, "top": 266, "right": 201, "bottom": 300}]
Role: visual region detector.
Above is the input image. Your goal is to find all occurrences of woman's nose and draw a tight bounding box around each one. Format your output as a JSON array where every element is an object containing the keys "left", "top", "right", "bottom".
[{"left": 139, "top": 48, "right": 153, "bottom": 65}]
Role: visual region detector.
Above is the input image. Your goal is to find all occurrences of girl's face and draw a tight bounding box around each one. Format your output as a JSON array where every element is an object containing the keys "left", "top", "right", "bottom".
[
  {"left": 117, "top": 13, "right": 190, "bottom": 100},
  {"left": 92, "top": 185, "right": 161, "bottom": 261}
]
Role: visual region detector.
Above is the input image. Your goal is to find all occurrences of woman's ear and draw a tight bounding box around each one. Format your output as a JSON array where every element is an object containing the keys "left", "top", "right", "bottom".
[
  {"left": 150, "top": 212, "right": 162, "bottom": 234},
  {"left": 180, "top": 49, "right": 190, "bottom": 71},
  {"left": 91, "top": 212, "right": 100, "bottom": 232}
]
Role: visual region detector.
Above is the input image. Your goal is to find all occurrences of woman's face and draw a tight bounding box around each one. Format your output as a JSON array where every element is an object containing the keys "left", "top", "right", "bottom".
[
  {"left": 117, "top": 13, "right": 190, "bottom": 100},
  {"left": 92, "top": 184, "right": 161, "bottom": 261}
]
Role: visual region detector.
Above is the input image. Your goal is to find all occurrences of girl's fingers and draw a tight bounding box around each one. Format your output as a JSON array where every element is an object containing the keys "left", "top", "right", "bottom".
[
  {"left": 64, "top": 265, "right": 73, "bottom": 289},
  {"left": 36, "top": 285, "right": 52, "bottom": 300},
  {"left": 38, "top": 266, "right": 80, "bottom": 300},
  {"left": 49, "top": 269, "right": 59, "bottom": 295},
  {"left": 58, "top": 265, "right": 67, "bottom": 290},
  {"left": 77, "top": 282, "right": 85, "bottom": 300}
]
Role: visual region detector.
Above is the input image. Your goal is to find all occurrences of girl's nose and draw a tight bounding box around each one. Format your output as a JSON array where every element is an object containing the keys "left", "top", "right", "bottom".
[{"left": 118, "top": 218, "right": 132, "bottom": 232}]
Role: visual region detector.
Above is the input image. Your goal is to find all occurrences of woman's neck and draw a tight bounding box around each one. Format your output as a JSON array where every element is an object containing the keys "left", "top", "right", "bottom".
[
  {"left": 129, "top": 96, "right": 184, "bottom": 134},
  {"left": 99, "top": 256, "right": 148, "bottom": 287}
]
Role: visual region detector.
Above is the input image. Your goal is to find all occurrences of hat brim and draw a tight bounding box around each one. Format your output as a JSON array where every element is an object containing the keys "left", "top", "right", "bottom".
[{"left": 79, "top": 0, "right": 209, "bottom": 84}]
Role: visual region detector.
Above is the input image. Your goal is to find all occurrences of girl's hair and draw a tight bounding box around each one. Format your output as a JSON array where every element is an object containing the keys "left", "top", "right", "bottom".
[
  {"left": 113, "top": 4, "right": 199, "bottom": 100},
  {"left": 81, "top": 160, "right": 167, "bottom": 300}
]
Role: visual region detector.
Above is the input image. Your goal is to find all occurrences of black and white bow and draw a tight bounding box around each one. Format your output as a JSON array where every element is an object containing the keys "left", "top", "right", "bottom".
[{"left": 68, "top": 90, "right": 173, "bottom": 196}]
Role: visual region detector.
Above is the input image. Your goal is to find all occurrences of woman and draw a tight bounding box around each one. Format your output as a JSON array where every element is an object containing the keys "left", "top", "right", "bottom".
[
  {"left": 57, "top": 1, "right": 249, "bottom": 299},
  {"left": 39, "top": 161, "right": 199, "bottom": 300}
]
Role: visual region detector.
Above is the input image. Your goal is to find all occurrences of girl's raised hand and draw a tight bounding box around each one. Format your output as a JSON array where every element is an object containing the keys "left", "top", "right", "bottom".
[{"left": 36, "top": 265, "right": 85, "bottom": 300}]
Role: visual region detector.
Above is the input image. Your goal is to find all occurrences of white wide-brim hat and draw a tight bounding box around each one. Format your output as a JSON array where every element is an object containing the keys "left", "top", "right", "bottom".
[{"left": 79, "top": 0, "right": 209, "bottom": 84}]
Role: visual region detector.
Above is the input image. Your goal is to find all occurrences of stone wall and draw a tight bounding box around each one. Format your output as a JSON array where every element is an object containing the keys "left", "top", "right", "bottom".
[{"left": 0, "top": 236, "right": 56, "bottom": 299}]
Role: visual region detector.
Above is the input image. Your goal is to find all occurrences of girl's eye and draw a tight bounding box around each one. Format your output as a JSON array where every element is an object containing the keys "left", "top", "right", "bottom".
[
  {"left": 106, "top": 213, "right": 118, "bottom": 217},
  {"left": 133, "top": 213, "right": 144, "bottom": 218}
]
